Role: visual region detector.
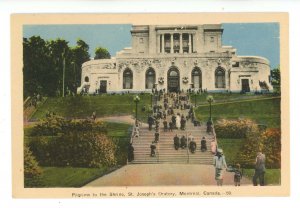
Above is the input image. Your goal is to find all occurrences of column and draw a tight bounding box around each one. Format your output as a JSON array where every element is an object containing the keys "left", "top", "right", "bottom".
[
  {"left": 188, "top": 33, "right": 192, "bottom": 53},
  {"left": 171, "top": 33, "right": 174, "bottom": 54},
  {"left": 156, "top": 35, "right": 160, "bottom": 54},
  {"left": 179, "top": 33, "right": 183, "bottom": 53},
  {"left": 162, "top": 34, "right": 165, "bottom": 54}
]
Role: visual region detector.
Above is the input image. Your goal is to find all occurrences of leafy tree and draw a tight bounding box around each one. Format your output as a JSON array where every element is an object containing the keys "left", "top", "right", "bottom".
[
  {"left": 23, "top": 36, "right": 51, "bottom": 98},
  {"left": 70, "top": 39, "right": 90, "bottom": 93},
  {"left": 94, "top": 47, "right": 111, "bottom": 59},
  {"left": 271, "top": 66, "right": 280, "bottom": 86},
  {"left": 23, "top": 36, "right": 91, "bottom": 97}
]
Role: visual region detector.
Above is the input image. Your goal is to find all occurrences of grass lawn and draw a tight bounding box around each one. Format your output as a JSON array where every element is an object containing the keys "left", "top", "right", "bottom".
[
  {"left": 25, "top": 166, "right": 110, "bottom": 187},
  {"left": 195, "top": 97, "right": 280, "bottom": 128},
  {"left": 216, "top": 138, "right": 244, "bottom": 166},
  {"left": 191, "top": 93, "right": 275, "bottom": 105},
  {"left": 30, "top": 94, "right": 151, "bottom": 121},
  {"left": 243, "top": 169, "right": 281, "bottom": 185}
]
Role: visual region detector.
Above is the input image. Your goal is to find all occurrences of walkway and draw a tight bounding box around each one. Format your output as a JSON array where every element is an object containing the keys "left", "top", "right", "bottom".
[{"left": 85, "top": 164, "right": 251, "bottom": 186}]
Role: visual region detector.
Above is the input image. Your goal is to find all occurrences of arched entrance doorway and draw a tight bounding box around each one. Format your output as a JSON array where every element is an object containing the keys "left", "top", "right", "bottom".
[
  {"left": 191, "top": 67, "right": 202, "bottom": 89},
  {"left": 145, "top": 68, "right": 156, "bottom": 89},
  {"left": 168, "top": 67, "right": 180, "bottom": 92}
]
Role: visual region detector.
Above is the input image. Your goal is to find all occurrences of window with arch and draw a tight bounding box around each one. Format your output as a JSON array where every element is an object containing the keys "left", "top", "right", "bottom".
[
  {"left": 84, "top": 76, "right": 89, "bottom": 82},
  {"left": 145, "top": 68, "right": 156, "bottom": 89},
  {"left": 123, "top": 68, "right": 133, "bottom": 89},
  {"left": 215, "top": 67, "right": 226, "bottom": 88},
  {"left": 191, "top": 67, "right": 202, "bottom": 89}
]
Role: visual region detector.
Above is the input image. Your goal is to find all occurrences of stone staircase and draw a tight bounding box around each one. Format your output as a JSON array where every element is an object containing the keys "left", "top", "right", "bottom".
[{"left": 131, "top": 92, "right": 216, "bottom": 165}]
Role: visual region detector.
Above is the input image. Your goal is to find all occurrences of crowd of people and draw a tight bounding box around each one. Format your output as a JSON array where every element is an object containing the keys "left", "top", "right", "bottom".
[{"left": 129, "top": 91, "right": 267, "bottom": 186}]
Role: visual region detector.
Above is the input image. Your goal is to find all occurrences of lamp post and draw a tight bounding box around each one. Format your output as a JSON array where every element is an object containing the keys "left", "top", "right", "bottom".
[
  {"left": 62, "top": 49, "right": 66, "bottom": 97},
  {"left": 134, "top": 95, "right": 140, "bottom": 126},
  {"left": 206, "top": 95, "right": 214, "bottom": 121},
  {"left": 194, "top": 91, "right": 197, "bottom": 107}
]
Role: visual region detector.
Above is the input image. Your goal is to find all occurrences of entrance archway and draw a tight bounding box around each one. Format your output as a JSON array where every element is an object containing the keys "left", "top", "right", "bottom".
[{"left": 168, "top": 67, "right": 180, "bottom": 92}]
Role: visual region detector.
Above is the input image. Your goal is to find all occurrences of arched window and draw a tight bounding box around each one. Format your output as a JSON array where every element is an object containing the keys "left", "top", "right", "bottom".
[
  {"left": 123, "top": 68, "right": 133, "bottom": 89},
  {"left": 191, "top": 67, "right": 202, "bottom": 89},
  {"left": 84, "top": 76, "right": 89, "bottom": 82},
  {"left": 215, "top": 67, "right": 225, "bottom": 88},
  {"left": 168, "top": 67, "right": 180, "bottom": 93},
  {"left": 145, "top": 68, "right": 156, "bottom": 89}
]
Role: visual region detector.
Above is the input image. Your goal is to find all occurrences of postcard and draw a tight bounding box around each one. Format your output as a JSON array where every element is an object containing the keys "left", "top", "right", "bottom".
[{"left": 11, "top": 13, "right": 289, "bottom": 198}]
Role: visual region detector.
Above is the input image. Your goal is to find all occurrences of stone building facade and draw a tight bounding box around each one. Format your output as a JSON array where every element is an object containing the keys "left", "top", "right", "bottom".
[{"left": 78, "top": 25, "right": 273, "bottom": 94}]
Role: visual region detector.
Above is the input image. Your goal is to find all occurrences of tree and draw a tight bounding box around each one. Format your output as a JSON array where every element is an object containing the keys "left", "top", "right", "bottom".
[
  {"left": 271, "top": 66, "right": 280, "bottom": 86},
  {"left": 70, "top": 39, "right": 90, "bottom": 93},
  {"left": 23, "top": 36, "right": 92, "bottom": 97},
  {"left": 47, "top": 38, "right": 72, "bottom": 97},
  {"left": 23, "top": 36, "right": 51, "bottom": 98},
  {"left": 94, "top": 47, "right": 111, "bottom": 59}
]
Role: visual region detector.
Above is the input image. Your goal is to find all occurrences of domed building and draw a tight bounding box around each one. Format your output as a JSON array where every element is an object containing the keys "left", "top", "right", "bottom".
[{"left": 78, "top": 24, "right": 272, "bottom": 94}]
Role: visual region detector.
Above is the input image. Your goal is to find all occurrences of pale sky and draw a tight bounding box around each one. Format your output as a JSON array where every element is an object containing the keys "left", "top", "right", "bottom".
[{"left": 24, "top": 23, "right": 279, "bottom": 69}]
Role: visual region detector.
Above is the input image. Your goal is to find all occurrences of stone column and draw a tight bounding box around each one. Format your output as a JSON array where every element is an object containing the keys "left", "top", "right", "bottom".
[
  {"left": 171, "top": 33, "right": 174, "bottom": 54},
  {"left": 189, "top": 34, "right": 192, "bottom": 53},
  {"left": 162, "top": 34, "right": 165, "bottom": 54},
  {"left": 179, "top": 33, "right": 183, "bottom": 53}
]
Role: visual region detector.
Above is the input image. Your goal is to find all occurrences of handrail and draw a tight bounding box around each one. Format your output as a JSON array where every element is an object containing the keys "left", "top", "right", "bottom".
[{"left": 186, "top": 132, "right": 189, "bottom": 163}]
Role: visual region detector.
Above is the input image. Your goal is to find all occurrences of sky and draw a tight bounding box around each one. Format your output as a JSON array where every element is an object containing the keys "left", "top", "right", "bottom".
[{"left": 23, "top": 23, "right": 279, "bottom": 69}]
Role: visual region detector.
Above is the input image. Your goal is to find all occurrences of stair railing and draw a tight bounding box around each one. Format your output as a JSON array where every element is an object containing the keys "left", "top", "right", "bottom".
[{"left": 186, "top": 132, "right": 190, "bottom": 163}]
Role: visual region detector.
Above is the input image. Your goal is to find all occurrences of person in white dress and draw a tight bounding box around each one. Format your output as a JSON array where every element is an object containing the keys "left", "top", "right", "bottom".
[{"left": 176, "top": 113, "right": 181, "bottom": 129}]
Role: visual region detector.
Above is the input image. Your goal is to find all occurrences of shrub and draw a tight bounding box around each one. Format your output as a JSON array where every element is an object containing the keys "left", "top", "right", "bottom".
[
  {"left": 29, "top": 132, "right": 116, "bottom": 168},
  {"left": 30, "top": 114, "right": 107, "bottom": 136},
  {"left": 24, "top": 146, "right": 42, "bottom": 187},
  {"left": 215, "top": 118, "right": 259, "bottom": 139},
  {"left": 261, "top": 128, "right": 281, "bottom": 168},
  {"left": 237, "top": 128, "right": 281, "bottom": 169}
]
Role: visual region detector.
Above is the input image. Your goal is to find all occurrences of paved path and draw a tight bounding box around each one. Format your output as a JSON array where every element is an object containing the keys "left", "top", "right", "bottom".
[{"left": 85, "top": 164, "right": 251, "bottom": 186}]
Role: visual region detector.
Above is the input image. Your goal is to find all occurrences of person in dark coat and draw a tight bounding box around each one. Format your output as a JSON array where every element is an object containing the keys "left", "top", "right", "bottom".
[
  {"left": 173, "top": 134, "right": 180, "bottom": 150},
  {"left": 180, "top": 135, "right": 187, "bottom": 149},
  {"left": 189, "top": 139, "right": 197, "bottom": 153},
  {"left": 180, "top": 115, "right": 186, "bottom": 130},
  {"left": 163, "top": 119, "right": 168, "bottom": 132},
  {"left": 171, "top": 114, "right": 176, "bottom": 127},
  {"left": 200, "top": 137, "right": 207, "bottom": 152},
  {"left": 154, "top": 130, "right": 159, "bottom": 143},
  {"left": 128, "top": 143, "right": 134, "bottom": 162},
  {"left": 150, "top": 142, "right": 156, "bottom": 157},
  {"left": 253, "top": 152, "right": 266, "bottom": 186},
  {"left": 148, "top": 115, "right": 153, "bottom": 131},
  {"left": 169, "top": 121, "right": 173, "bottom": 132}
]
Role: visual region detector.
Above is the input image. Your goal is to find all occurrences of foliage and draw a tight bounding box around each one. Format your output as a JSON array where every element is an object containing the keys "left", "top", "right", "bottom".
[
  {"left": 28, "top": 115, "right": 116, "bottom": 168},
  {"left": 31, "top": 114, "right": 107, "bottom": 136},
  {"left": 29, "top": 131, "right": 116, "bottom": 168},
  {"left": 23, "top": 36, "right": 90, "bottom": 97},
  {"left": 24, "top": 145, "right": 42, "bottom": 179},
  {"left": 271, "top": 66, "right": 280, "bottom": 86},
  {"left": 237, "top": 127, "right": 281, "bottom": 169},
  {"left": 215, "top": 118, "right": 259, "bottom": 139},
  {"left": 94, "top": 47, "right": 111, "bottom": 59},
  {"left": 260, "top": 128, "right": 281, "bottom": 168}
]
